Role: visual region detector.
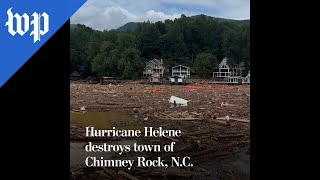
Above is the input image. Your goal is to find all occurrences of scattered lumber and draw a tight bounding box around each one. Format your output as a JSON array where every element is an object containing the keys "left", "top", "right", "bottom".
[
  {"left": 102, "top": 167, "right": 119, "bottom": 179},
  {"left": 217, "top": 134, "right": 246, "bottom": 139},
  {"left": 118, "top": 170, "right": 141, "bottom": 180},
  {"left": 142, "top": 171, "right": 192, "bottom": 178},
  {"left": 191, "top": 147, "right": 218, "bottom": 157},
  {"left": 163, "top": 136, "right": 180, "bottom": 142},
  {"left": 85, "top": 105, "right": 142, "bottom": 109},
  {"left": 207, "top": 119, "right": 230, "bottom": 126},
  {"left": 186, "top": 129, "right": 212, "bottom": 136}
]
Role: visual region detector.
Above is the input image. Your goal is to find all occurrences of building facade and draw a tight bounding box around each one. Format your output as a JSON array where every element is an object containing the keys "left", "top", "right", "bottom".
[
  {"left": 171, "top": 65, "right": 190, "bottom": 78},
  {"left": 143, "top": 58, "right": 165, "bottom": 82}
]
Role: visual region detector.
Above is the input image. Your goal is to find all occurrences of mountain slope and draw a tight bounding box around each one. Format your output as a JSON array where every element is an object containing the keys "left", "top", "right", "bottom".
[
  {"left": 112, "top": 22, "right": 140, "bottom": 32},
  {"left": 71, "top": 15, "right": 250, "bottom": 32},
  {"left": 113, "top": 16, "right": 249, "bottom": 32}
]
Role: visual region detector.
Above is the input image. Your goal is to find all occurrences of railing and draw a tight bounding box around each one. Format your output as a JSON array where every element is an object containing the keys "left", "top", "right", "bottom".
[{"left": 172, "top": 70, "right": 189, "bottom": 73}]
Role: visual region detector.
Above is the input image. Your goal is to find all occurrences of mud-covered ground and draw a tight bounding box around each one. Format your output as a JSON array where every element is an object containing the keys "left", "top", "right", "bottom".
[{"left": 70, "top": 81, "right": 250, "bottom": 180}]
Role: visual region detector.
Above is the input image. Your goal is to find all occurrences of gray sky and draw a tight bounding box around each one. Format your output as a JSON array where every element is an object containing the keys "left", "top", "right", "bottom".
[{"left": 71, "top": 0, "right": 250, "bottom": 31}]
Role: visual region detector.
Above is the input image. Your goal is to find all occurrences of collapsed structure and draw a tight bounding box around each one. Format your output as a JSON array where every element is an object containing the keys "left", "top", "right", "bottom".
[
  {"left": 70, "top": 71, "right": 81, "bottom": 81},
  {"left": 212, "top": 57, "right": 250, "bottom": 85}
]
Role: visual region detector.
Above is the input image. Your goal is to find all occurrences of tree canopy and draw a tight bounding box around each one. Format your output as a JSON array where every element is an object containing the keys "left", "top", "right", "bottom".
[{"left": 70, "top": 15, "right": 250, "bottom": 79}]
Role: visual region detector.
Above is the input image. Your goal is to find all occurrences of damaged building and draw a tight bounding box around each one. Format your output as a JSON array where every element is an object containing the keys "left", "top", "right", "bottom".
[
  {"left": 212, "top": 57, "right": 249, "bottom": 85},
  {"left": 143, "top": 58, "right": 165, "bottom": 83}
]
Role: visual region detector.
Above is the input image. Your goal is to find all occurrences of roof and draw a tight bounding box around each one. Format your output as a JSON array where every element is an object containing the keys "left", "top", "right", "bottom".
[
  {"left": 146, "top": 58, "right": 162, "bottom": 65},
  {"left": 144, "top": 64, "right": 153, "bottom": 70},
  {"left": 172, "top": 65, "right": 189, "bottom": 69},
  {"left": 70, "top": 71, "right": 80, "bottom": 77},
  {"left": 219, "top": 57, "right": 229, "bottom": 68}
]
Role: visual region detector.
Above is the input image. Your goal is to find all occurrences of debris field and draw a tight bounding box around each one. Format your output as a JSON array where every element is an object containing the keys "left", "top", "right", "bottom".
[{"left": 70, "top": 81, "right": 250, "bottom": 180}]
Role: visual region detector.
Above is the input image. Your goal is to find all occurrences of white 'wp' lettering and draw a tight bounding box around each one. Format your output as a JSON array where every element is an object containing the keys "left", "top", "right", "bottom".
[
  {"left": 30, "top": 12, "right": 49, "bottom": 43},
  {"left": 5, "top": 7, "right": 49, "bottom": 43}
]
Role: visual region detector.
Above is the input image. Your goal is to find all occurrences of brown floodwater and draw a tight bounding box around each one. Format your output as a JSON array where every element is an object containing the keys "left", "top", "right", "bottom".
[
  {"left": 70, "top": 111, "right": 143, "bottom": 130},
  {"left": 70, "top": 111, "right": 144, "bottom": 167}
]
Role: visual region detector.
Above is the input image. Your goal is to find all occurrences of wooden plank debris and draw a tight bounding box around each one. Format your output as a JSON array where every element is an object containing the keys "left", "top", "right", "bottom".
[
  {"left": 102, "top": 167, "right": 119, "bottom": 179},
  {"left": 142, "top": 171, "right": 192, "bottom": 178},
  {"left": 118, "top": 170, "right": 141, "bottom": 180},
  {"left": 216, "top": 117, "right": 250, "bottom": 123},
  {"left": 156, "top": 117, "right": 202, "bottom": 121}
]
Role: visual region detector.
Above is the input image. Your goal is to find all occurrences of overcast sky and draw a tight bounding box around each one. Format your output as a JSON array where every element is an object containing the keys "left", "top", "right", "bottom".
[{"left": 71, "top": 0, "right": 250, "bottom": 31}]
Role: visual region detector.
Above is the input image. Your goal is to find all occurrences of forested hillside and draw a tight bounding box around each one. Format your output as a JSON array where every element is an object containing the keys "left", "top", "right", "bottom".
[{"left": 70, "top": 14, "right": 250, "bottom": 79}]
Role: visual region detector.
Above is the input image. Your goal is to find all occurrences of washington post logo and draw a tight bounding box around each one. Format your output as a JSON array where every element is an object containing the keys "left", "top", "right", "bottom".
[{"left": 5, "top": 7, "right": 49, "bottom": 43}]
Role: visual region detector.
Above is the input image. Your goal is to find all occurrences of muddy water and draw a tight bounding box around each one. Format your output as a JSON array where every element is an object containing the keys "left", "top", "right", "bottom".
[
  {"left": 70, "top": 112, "right": 144, "bottom": 167},
  {"left": 70, "top": 111, "right": 143, "bottom": 130}
]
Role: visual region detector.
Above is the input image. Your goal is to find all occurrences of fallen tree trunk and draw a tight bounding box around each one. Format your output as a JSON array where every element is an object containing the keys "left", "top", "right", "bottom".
[
  {"left": 96, "top": 101, "right": 123, "bottom": 105},
  {"left": 156, "top": 117, "right": 202, "bottom": 121},
  {"left": 216, "top": 117, "right": 250, "bottom": 123},
  {"left": 207, "top": 119, "right": 230, "bottom": 126},
  {"left": 230, "top": 118, "right": 250, "bottom": 123}
]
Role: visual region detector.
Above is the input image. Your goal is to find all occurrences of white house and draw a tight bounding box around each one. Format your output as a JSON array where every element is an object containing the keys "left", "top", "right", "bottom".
[{"left": 171, "top": 65, "right": 190, "bottom": 78}]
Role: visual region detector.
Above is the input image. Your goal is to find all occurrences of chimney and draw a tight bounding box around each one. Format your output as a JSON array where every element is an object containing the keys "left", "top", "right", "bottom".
[{"left": 160, "top": 59, "right": 163, "bottom": 64}]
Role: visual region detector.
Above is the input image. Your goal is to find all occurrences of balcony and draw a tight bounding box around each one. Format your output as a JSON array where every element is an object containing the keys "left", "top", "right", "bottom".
[{"left": 172, "top": 70, "right": 189, "bottom": 73}]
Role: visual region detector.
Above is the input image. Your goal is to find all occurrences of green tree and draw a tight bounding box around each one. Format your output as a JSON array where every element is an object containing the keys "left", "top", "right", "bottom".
[
  {"left": 117, "top": 48, "right": 143, "bottom": 79},
  {"left": 136, "top": 23, "right": 161, "bottom": 59},
  {"left": 194, "top": 53, "right": 217, "bottom": 78},
  {"left": 91, "top": 53, "right": 107, "bottom": 77},
  {"left": 71, "top": 16, "right": 250, "bottom": 79}
]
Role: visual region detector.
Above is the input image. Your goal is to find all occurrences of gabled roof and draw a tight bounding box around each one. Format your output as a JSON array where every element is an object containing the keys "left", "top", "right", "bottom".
[
  {"left": 146, "top": 58, "right": 161, "bottom": 65},
  {"left": 70, "top": 71, "right": 80, "bottom": 77},
  {"left": 172, "top": 65, "right": 190, "bottom": 69},
  {"left": 219, "top": 57, "right": 230, "bottom": 69},
  {"left": 220, "top": 64, "right": 229, "bottom": 69},
  {"left": 144, "top": 64, "right": 153, "bottom": 70}
]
